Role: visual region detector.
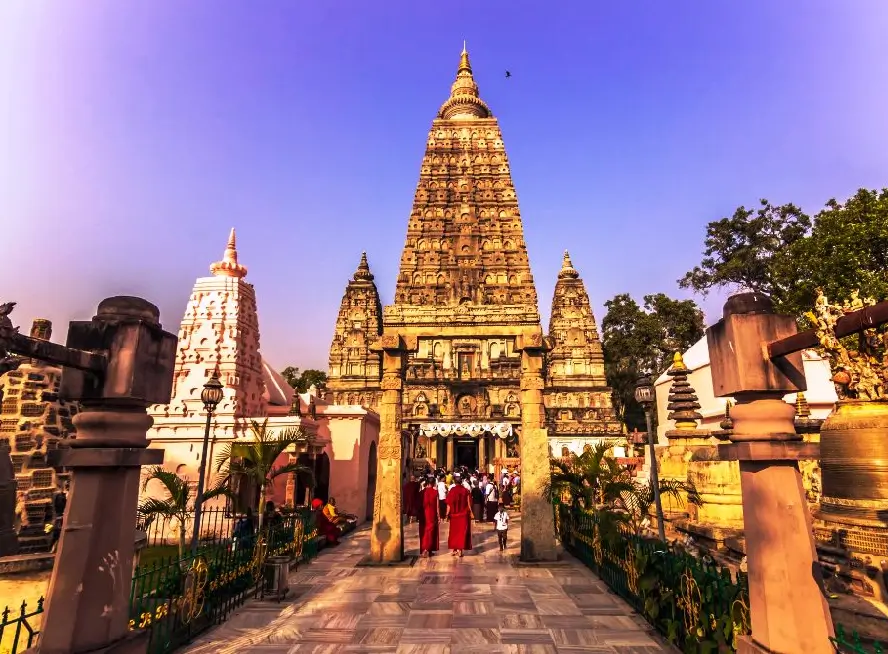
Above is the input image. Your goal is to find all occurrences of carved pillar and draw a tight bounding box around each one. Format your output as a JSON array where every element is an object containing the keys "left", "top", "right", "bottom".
[
  {"left": 479, "top": 433, "right": 487, "bottom": 471},
  {"left": 517, "top": 332, "right": 557, "bottom": 561},
  {"left": 367, "top": 335, "right": 406, "bottom": 563},
  {"left": 446, "top": 436, "right": 455, "bottom": 470},
  {"left": 706, "top": 293, "right": 833, "bottom": 654},
  {"left": 34, "top": 296, "right": 176, "bottom": 654}
]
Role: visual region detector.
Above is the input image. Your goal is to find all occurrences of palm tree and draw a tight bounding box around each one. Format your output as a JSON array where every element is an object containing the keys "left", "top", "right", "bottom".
[
  {"left": 138, "top": 467, "right": 232, "bottom": 559},
  {"left": 548, "top": 440, "right": 635, "bottom": 511},
  {"left": 617, "top": 478, "right": 702, "bottom": 536},
  {"left": 214, "top": 419, "right": 315, "bottom": 532}
]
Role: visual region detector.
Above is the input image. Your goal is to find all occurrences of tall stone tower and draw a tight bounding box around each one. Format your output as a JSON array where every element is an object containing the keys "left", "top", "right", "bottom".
[
  {"left": 327, "top": 252, "right": 383, "bottom": 407},
  {"left": 153, "top": 229, "right": 267, "bottom": 422},
  {"left": 327, "top": 46, "right": 618, "bottom": 474},
  {"left": 545, "top": 252, "right": 621, "bottom": 450}
]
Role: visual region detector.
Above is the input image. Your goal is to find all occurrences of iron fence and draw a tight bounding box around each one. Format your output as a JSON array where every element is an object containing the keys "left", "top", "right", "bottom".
[
  {"left": 129, "top": 509, "right": 318, "bottom": 654},
  {"left": 832, "top": 624, "right": 886, "bottom": 653},
  {"left": 138, "top": 507, "right": 238, "bottom": 548},
  {"left": 554, "top": 500, "right": 750, "bottom": 652},
  {"left": 0, "top": 598, "right": 43, "bottom": 654},
  {"left": 3, "top": 509, "right": 320, "bottom": 654}
]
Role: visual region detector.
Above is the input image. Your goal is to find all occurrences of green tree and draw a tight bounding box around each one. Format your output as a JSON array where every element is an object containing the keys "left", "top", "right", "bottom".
[
  {"left": 137, "top": 467, "right": 232, "bottom": 558},
  {"left": 783, "top": 188, "right": 888, "bottom": 316},
  {"left": 548, "top": 440, "right": 633, "bottom": 511},
  {"left": 281, "top": 366, "right": 300, "bottom": 389},
  {"left": 677, "top": 200, "right": 811, "bottom": 310},
  {"left": 617, "top": 478, "right": 701, "bottom": 536},
  {"left": 601, "top": 293, "right": 705, "bottom": 431},
  {"left": 214, "top": 419, "right": 315, "bottom": 531},
  {"left": 280, "top": 367, "right": 328, "bottom": 393}
]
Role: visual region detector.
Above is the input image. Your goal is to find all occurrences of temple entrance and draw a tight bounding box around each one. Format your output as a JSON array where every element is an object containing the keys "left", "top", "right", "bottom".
[{"left": 455, "top": 440, "right": 478, "bottom": 470}]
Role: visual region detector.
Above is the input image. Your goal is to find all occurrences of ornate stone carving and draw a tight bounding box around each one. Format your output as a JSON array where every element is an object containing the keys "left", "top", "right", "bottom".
[
  {"left": 326, "top": 253, "right": 384, "bottom": 409},
  {"left": 151, "top": 229, "right": 267, "bottom": 420}
]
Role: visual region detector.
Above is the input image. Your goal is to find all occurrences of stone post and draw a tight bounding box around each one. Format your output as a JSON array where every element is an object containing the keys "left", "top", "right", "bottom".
[
  {"left": 367, "top": 335, "right": 406, "bottom": 563},
  {"left": 33, "top": 297, "right": 177, "bottom": 654},
  {"left": 706, "top": 293, "right": 833, "bottom": 654},
  {"left": 0, "top": 442, "right": 18, "bottom": 556},
  {"left": 446, "top": 437, "right": 455, "bottom": 470},
  {"left": 517, "top": 332, "right": 557, "bottom": 561}
]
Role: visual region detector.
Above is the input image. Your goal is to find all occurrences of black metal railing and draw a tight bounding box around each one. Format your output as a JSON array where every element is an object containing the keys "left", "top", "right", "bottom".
[
  {"left": 138, "top": 507, "right": 239, "bottom": 548},
  {"left": 554, "top": 500, "right": 750, "bottom": 651},
  {"left": 4, "top": 509, "right": 321, "bottom": 654},
  {"left": 0, "top": 598, "right": 44, "bottom": 654}
]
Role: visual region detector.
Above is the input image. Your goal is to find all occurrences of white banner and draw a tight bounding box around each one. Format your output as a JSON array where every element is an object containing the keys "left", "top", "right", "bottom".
[{"left": 419, "top": 422, "right": 513, "bottom": 440}]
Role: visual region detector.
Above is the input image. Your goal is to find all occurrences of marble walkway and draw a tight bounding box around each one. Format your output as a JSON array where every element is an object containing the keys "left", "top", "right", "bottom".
[{"left": 182, "top": 516, "right": 671, "bottom": 654}]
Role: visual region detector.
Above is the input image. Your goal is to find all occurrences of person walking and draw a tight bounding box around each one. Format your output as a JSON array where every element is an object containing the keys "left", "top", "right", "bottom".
[
  {"left": 493, "top": 501, "right": 510, "bottom": 552},
  {"left": 436, "top": 474, "right": 448, "bottom": 519},
  {"left": 445, "top": 473, "right": 473, "bottom": 557},
  {"left": 470, "top": 479, "right": 483, "bottom": 524},
  {"left": 484, "top": 477, "right": 498, "bottom": 522},
  {"left": 418, "top": 477, "right": 440, "bottom": 557}
]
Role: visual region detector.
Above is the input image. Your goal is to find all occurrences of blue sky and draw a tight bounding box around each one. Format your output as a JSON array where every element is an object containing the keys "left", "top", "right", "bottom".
[{"left": 1, "top": 1, "right": 886, "bottom": 370}]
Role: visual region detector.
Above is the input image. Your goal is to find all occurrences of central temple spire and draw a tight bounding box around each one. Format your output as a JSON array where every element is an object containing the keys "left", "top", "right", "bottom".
[{"left": 438, "top": 43, "right": 491, "bottom": 120}]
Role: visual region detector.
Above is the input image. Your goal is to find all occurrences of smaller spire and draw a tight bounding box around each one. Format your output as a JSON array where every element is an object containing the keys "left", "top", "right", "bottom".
[
  {"left": 666, "top": 351, "right": 702, "bottom": 431},
  {"left": 795, "top": 392, "right": 811, "bottom": 418},
  {"left": 671, "top": 351, "right": 688, "bottom": 371},
  {"left": 558, "top": 250, "right": 580, "bottom": 279},
  {"left": 210, "top": 228, "right": 248, "bottom": 278},
  {"left": 353, "top": 251, "right": 374, "bottom": 282}
]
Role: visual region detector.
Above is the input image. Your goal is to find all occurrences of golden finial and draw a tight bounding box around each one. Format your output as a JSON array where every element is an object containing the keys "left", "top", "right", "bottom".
[
  {"left": 438, "top": 44, "right": 490, "bottom": 120},
  {"left": 558, "top": 250, "right": 579, "bottom": 279},
  {"left": 671, "top": 351, "right": 688, "bottom": 371},
  {"left": 353, "top": 251, "right": 374, "bottom": 282},
  {"left": 210, "top": 228, "right": 248, "bottom": 278}
]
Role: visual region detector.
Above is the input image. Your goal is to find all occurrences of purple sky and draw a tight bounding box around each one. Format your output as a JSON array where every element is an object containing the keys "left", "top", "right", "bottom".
[{"left": 2, "top": 1, "right": 886, "bottom": 371}]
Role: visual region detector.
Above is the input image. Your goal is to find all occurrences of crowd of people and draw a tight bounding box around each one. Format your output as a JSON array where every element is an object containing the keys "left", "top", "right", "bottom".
[{"left": 402, "top": 466, "right": 520, "bottom": 558}]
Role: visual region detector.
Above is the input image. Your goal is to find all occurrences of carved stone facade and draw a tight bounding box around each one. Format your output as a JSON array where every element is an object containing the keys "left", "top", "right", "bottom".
[
  {"left": 0, "top": 320, "right": 78, "bottom": 552},
  {"left": 151, "top": 228, "right": 267, "bottom": 422},
  {"left": 327, "top": 253, "right": 383, "bottom": 410},
  {"left": 326, "top": 46, "right": 620, "bottom": 473}
]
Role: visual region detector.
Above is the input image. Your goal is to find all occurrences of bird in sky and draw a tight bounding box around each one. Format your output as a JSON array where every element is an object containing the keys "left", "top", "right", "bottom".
[{"left": 505, "top": 70, "right": 512, "bottom": 78}]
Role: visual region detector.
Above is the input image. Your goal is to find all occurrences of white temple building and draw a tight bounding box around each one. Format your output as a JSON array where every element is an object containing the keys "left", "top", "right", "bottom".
[{"left": 144, "top": 230, "right": 380, "bottom": 522}]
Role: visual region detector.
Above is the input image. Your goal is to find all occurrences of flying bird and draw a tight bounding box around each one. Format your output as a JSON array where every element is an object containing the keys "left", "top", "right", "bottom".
[{"left": 505, "top": 70, "right": 512, "bottom": 78}]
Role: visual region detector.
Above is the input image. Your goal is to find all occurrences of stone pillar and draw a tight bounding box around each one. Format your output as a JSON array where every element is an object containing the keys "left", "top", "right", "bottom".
[
  {"left": 0, "top": 442, "right": 18, "bottom": 556},
  {"left": 367, "top": 335, "right": 406, "bottom": 563},
  {"left": 446, "top": 437, "right": 455, "bottom": 470},
  {"left": 479, "top": 433, "right": 487, "bottom": 471},
  {"left": 706, "top": 293, "right": 833, "bottom": 654},
  {"left": 517, "top": 332, "right": 557, "bottom": 561},
  {"left": 34, "top": 296, "right": 176, "bottom": 654}
]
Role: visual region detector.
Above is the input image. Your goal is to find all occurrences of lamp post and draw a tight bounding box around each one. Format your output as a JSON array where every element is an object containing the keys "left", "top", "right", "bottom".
[
  {"left": 634, "top": 375, "right": 666, "bottom": 541},
  {"left": 191, "top": 371, "right": 224, "bottom": 555}
]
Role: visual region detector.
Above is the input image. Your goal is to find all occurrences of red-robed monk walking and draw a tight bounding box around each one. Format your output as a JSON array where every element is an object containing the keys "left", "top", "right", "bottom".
[
  {"left": 445, "top": 472, "right": 473, "bottom": 557},
  {"left": 402, "top": 475, "right": 421, "bottom": 523},
  {"left": 418, "top": 477, "right": 440, "bottom": 557}
]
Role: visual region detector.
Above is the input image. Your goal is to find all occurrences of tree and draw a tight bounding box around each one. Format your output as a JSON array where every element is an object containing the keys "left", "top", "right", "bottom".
[
  {"left": 782, "top": 189, "right": 888, "bottom": 317},
  {"left": 679, "top": 190, "right": 888, "bottom": 319},
  {"left": 280, "top": 367, "right": 328, "bottom": 393},
  {"left": 214, "top": 419, "right": 315, "bottom": 531},
  {"left": 281, "top": 366, "right": 300, "bottom": 389},
  {"left": 678, "top": 200, "right": 811, "bottom": 309},
  {"left": 617, "top": 478, "right": 701, "bottom": 536},
  {"left": 601, "top": 293, "right": 705, "bottom": 431},
  {"left": 548, "top": 440, "right": 632, "bottom": 511},
  {"left": 138, "top": 467, "right": 232, "bottom": 558}
]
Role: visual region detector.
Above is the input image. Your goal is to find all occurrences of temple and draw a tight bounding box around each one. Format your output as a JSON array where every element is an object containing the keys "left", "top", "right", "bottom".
[
  {"left": 326, "top": 46, "right": 621, "bottom": 473},
  {"left": 145, "top": 230, "right": 380, "bottom": 523}
]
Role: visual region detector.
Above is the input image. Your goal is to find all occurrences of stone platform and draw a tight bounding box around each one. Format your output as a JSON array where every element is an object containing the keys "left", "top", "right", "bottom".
[{"left": 182, "top": 517, "right": 671, "bottom": 653}]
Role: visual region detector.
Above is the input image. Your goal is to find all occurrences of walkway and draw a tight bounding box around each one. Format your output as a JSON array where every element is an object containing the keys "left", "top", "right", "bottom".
[{"left": 183, "top": 517, "right": 670, "bottom": 653}]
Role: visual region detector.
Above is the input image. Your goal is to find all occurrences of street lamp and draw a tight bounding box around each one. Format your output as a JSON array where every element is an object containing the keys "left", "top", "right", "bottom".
[
  {"left": 634, "top": 375, "right": 666, "bottom": 541},
  {"left": 191, "top": 371, "right": 224, "bottom": 555}
]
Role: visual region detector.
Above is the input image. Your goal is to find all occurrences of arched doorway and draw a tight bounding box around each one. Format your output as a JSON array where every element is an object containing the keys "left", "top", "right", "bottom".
[
  {"left": 366, "top": 441, "right": 377, "bottom": 521},
  {"left": 294, "top": 453, "right": 313, "bottom": 506},
  {"left": 314, "top": 452, "right": 330, "bottom": 504}
]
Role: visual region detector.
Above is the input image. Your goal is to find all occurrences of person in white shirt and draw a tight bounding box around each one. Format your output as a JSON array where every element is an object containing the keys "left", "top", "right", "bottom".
[
  {"left": 493, "top": 502, "right": 509, "bottom": 551},
  {"left": 436, "top": 476, "right": 448, "bottom": 519},
  {"left": 484, "top": 479, "right": 498, "bottom": 522}
]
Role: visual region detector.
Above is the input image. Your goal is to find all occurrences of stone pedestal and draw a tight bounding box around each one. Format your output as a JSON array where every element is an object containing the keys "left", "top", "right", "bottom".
[
  {"left": 27, "top": 296, "right": 176, "bottom": 654},
  {"left": 707, "top": 293, "right": 833, "bottom": 654},
  {"left": 517, "top": 334, "right": 556, "bottom": 561},
  {"left": 367, "top": 337, "right": 405, "bottom": 563}
]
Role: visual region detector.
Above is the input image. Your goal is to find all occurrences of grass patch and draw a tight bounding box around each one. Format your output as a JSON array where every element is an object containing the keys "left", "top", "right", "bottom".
[{"left": 137, "top": 544, "right": 180, "bottom": 570}]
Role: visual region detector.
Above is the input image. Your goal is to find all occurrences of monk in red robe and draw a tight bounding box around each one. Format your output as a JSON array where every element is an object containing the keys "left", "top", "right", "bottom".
[
  {"left": 418, "top": 478, "right": 440, "bottom": 557},
  {"left": 445, "top": 473, "right": 473, "bottom": 557},
  {"left": 312, "top": 498, "right": 340, "bottom": 545},
  {"left": 402, "top": 475, "right": 421, "bottom": 523}
]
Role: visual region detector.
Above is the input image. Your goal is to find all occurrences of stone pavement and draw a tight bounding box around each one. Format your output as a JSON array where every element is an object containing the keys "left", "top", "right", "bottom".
[{"left": 182, "top": 516, "right": 671, "bottom": 653}]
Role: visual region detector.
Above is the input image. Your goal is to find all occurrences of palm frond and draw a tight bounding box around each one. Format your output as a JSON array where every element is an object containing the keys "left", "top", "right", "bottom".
[
  {"left": 266, "top": 462, "right": 315, "bottom": 483},
  {"left": 201, "top": 479, "right": 236, "bottom": 503},
  {"left": 137, "top": 497, "right": 179, "bottom": 519},
  {"left": 141, "top": 466, "right": 189, "bottom": 509}
]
